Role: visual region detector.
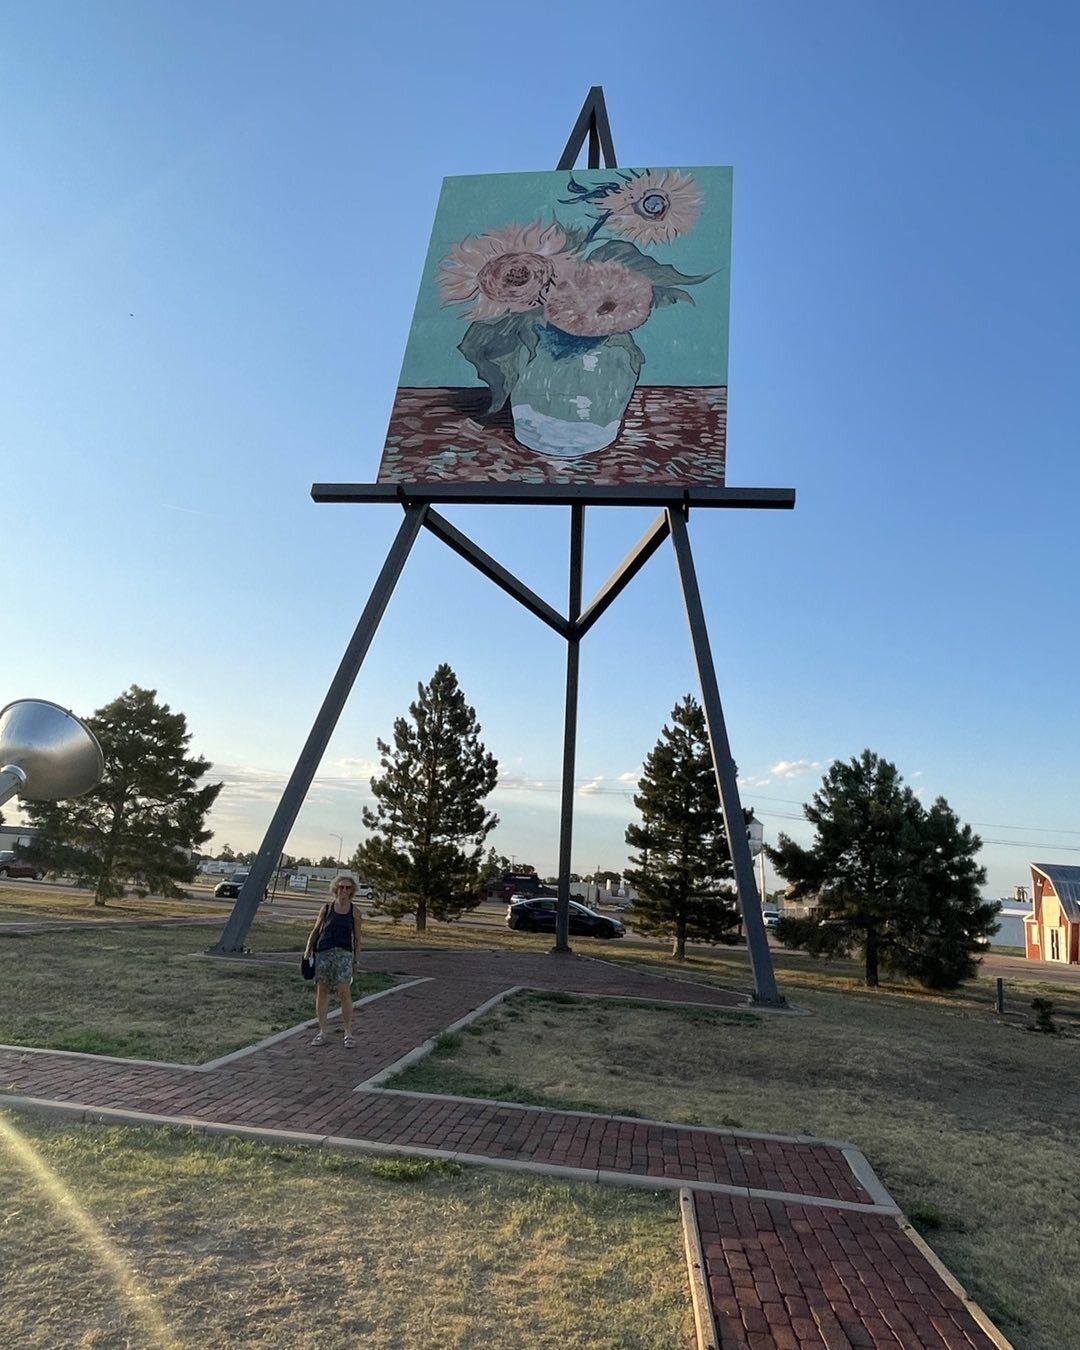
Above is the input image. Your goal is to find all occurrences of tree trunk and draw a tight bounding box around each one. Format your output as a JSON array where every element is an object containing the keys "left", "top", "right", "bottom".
[
  {"left": 416, "top": 899, "right": 427, "bottom": 934},
  {"left": 865, "top": 928, "right": 880, "bottom": 987},
  {"left": 672, "top": 916, "right": 687, "bottom": 961}
]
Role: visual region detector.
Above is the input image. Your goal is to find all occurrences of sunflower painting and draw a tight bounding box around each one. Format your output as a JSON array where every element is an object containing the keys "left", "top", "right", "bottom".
[{"left": 377, "top": 166, "right": 732, "bottom": 487}]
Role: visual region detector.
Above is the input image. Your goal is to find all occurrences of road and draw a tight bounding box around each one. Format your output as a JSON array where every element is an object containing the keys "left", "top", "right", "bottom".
[{"left": 5, "top": 877, "right": 1080, "bottom": 988}]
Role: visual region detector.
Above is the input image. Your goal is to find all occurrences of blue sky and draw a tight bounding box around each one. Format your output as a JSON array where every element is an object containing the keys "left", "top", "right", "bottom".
[{"left": 4, "top": 1, "right": 1079, "bottom": 896}]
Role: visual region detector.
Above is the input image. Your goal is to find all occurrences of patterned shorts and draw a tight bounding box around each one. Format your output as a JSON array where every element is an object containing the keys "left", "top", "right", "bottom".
[{"left": 314, "top": 948, "right": 354, "bottom": 987}]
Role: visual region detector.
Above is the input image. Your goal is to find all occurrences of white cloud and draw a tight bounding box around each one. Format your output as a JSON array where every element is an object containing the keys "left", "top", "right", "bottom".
[
  {"left": 578, "top": 778, "right": 604, "bottom": 796},
  {"left": 494, "top": 771, "right": 548, "bottom": 793},
  {"left": 209, "top": 763, "right": 377, "bottom": 812},
  {"left": 769, "top": 759, "right": 821, "bottom": 780},
  {"left": 617, "top": 769, "right": 641, "bottom": 783},
  {"left": 333, "top": 756, "right": 379, "bottom": 779}
]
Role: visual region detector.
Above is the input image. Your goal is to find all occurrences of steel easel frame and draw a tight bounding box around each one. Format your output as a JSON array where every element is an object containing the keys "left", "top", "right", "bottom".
[{"left": 215, "top": 88, "right": 794, "bottom": 1007}]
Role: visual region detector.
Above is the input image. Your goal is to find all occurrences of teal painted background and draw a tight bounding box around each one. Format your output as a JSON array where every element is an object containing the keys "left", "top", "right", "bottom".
[{"left": 396, "top": 166, "right": 731, "bottom": 389}]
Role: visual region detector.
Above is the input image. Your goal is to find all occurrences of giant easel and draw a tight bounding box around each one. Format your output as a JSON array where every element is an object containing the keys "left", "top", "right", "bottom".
[{"left": 215, "top": 88, "right": 795, "bottom": 1007}]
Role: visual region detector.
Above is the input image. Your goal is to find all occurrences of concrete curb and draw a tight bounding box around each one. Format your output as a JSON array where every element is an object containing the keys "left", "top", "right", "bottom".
[
  {"left": 199, "top": 977, "right": 431, "bottom": 1070},
  {"left": 841, "top": 1145, "right": 899, "bottom": 1212},
  {"left": 0, "top": 1043, "right": 195, "bottom": 1071},
  {"left": 680, "top": 1188, "right": 719, "bottom": 1350},
  {"left": 578, "top": 952, "right": 811, "bottom": 1015},
  {"left": 900, "top": 1220, "right": 1015, "bottom": 1350},
  {"left": 360, "top": 1085, "right": 873, "bottom": 1157},
  {"left": 577, "top": 952, "right": 754, "bottom": 1003},
  {"left": 518, "top": 987, "right": 763, "bottom": 1015},
  {"left": 0, "top": 977, "right": 432, "bottom": 1075},
  {"left": 354, "top": 985, "right": 522, "bottom": 1090},
  {"left": 0, "top": 1093, "right": 893, "bottom": 1213}
]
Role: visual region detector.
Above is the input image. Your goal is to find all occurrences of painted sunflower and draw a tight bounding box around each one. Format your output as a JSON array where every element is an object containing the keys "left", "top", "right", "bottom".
[
  {"left": 543, "top": 260, "right": 653, "bottom": 337},
  {"left": 438, "top": 221, "right": 575, "bottom": 320},
  {"left": 600, "top": 170, "right": 701, "bottom": 246}
]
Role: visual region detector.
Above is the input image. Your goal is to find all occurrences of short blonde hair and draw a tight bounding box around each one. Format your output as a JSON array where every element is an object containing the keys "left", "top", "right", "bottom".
[{"left": 332, "top": 876, "right": 357, "bottom": 894}]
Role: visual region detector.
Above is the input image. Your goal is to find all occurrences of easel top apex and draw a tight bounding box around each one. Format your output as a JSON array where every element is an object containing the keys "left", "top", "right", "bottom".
[{"left": 559, "top": 86, "right": 618, "bottom": 171}]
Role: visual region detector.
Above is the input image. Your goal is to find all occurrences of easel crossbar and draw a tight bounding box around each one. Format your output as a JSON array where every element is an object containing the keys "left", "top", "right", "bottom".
[{"left": 312, "top": 484, "right": 796, "bottom": 510}]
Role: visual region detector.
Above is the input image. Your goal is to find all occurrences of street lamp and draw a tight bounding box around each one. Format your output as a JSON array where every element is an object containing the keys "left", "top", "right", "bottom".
[
  {"left": 329, "top": 833, "right": 344, "bottom": 872},
  {"left": 0, "top": 700, "right": 104, "bottom": 809}
]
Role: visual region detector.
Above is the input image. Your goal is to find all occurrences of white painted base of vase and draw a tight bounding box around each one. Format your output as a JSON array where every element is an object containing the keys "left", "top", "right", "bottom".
[{"left": 511, "top": 403, "right": 621, "bottom": 457}]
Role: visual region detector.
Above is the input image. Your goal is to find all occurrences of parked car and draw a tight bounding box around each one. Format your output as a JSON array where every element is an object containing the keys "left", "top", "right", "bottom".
[
  {"left": 506, "top": 896, "right": 625, "bottom": 940},
  {"left": 0, "top": 851, "right": 41, "bottom": 880},
  {"left": 214, "top": 873, "right": 250, "bottom": 899},
  {"left": 761, "top": 909, "right": 780, "bottom": 929},
  {"left": 354, "top": 883, "right": 373, "bottom": 899}
]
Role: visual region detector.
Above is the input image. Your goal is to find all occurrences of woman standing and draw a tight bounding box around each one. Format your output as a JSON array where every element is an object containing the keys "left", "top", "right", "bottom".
[{"left": 305, "top": 876, "right": 361, "bottom": 1047}]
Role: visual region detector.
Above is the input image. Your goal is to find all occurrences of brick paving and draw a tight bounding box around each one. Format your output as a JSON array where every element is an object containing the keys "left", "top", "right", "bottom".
[
  {"left": 0, "top": 942, "right": 1006, "bottom": 1348},
  {"left": 695, "top": 1194, "right": 998, "bottom": 1349}
]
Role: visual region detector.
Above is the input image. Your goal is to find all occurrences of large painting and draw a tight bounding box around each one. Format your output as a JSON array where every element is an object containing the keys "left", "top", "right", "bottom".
[{"left": 378, "top": 166, "right": 732, "bottom": 486}]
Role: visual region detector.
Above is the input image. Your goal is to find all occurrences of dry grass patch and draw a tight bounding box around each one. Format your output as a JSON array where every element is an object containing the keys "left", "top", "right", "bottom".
[
  {"left": 594, "top": 939, "right": 1080, "bottom": 1026},
  {"left": 0, "top": 885, "right": 231, "bottom": 923},
  {"left": 393, "top": 985, "right": 1077, "bottom": 1350},
  {"left": 0, "top": 1115, "right": 693, "bottom": 1349},
  {"left": 0, "top": 921, "right": 392, "bottom": 1062}
]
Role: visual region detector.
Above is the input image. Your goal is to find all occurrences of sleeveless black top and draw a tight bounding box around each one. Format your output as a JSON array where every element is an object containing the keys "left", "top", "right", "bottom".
[{"left": 316, "top": 902, "right": 355, "bottom": 952}]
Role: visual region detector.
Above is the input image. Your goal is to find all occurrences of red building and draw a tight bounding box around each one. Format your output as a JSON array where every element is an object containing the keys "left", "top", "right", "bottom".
[{"left": 1026, "top": 864, "right": 1080, "bottom": 965}]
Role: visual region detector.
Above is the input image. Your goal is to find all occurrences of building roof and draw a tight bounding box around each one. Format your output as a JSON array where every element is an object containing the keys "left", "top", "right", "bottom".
[{"left": 1031, "top": 863, "right": 1080, "bottom": 923}]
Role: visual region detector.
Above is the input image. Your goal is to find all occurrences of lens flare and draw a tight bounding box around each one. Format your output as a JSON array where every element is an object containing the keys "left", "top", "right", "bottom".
[{"left": 0, "top": 1113, "right": 179, "bottom": 1349}]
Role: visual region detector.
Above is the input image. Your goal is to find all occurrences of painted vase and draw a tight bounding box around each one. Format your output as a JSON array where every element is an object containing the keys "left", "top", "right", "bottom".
[{"left": 510, "top": 323, "right": 638, "bottom": 457}]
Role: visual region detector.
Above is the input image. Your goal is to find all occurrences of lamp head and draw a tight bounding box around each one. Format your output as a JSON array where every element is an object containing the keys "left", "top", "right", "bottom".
[{"left": 0, "top": 699, "right": 105, "bottom": 803}]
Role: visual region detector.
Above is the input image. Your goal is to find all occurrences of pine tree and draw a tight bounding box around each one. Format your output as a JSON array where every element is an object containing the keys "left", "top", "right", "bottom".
[
  {"left": 478, "top": 847, "right": 510, "bottom": 883},
  {"left": 623, "top": 695, "right": 740, "bottom": 960},
  {"left": 352, "top": 664, "right": 498, "bottom": 931},
  {"left": 767, "top": 750, "right": 999, "bottom": 989},
  {"left": 24, "top": 685, "right": 222, "bottom": 904}
]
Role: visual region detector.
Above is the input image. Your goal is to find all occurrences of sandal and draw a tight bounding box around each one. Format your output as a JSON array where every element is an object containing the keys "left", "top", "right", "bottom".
[
  {"left": 343, "top": 1034, "right": 356, "bottom": 1048},
  {"left": 310, "top": 1031, "right": 326, "bottom": 1046}
]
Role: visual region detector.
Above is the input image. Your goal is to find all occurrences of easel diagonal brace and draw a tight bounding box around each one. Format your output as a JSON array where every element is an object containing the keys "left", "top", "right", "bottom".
[
  {"left": 424, "top": 508, "right": 571, "bottom": 638},
  {"left": 574, "top": 511, "right": 669, "bottom": 638}
]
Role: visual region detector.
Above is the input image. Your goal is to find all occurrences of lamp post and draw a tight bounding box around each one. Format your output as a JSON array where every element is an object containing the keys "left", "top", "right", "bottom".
[{"left": 329, "top": 833, "right": 343, "bottom": 874}]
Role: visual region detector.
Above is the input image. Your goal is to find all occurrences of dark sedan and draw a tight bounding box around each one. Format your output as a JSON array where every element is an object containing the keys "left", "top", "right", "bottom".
[
  {"left": 214, "top": 875, "right": 249, "bottom": 898},
  {"left": 506, "top": 896, "right": 625, "bottom": 940},
  {"left": 0, "top": 851, "right": 41, "bottom": 880}
]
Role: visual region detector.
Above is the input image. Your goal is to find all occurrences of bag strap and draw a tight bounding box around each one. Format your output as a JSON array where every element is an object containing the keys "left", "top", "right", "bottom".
[{"left": 308, "top": 903, "right": 331, "bottom": 951}]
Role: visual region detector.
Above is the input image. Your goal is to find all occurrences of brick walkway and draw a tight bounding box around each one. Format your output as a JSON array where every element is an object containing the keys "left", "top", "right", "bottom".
[
  {"left": 0, "top": 945, "right": 1006, "bottom": 1349},
  {"left": 695, "top": 1194, "right": 999, "bottom": 1349}
]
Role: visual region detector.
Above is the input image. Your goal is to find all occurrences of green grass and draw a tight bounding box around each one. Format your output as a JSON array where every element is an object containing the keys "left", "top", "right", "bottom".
[
  {"left": 388, "top": 981, "right": 1079, "bottom": 1350},
  {"left": 0, "top": 1115, "right": 694, "bottom": 1349},
  {"left": 401, "top": 991, "right": 760, "bottom": 1118},
  {"left": 367, "top": 1156, "right": 462, "bottom": 1182},
  {"left": 0, "top": 921, "right": 393, "bottom": 1062}
]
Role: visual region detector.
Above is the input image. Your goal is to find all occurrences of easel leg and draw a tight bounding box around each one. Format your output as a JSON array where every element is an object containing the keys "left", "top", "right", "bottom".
[
  {"left": 554, "top": 505, "right": 585, "bottom": 953},
  {"left": 667, "top": 508, "right": 785, "bottom": 1006},
  {"left": 213, "top": 504, "right": 428, "bottom": 952}
]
